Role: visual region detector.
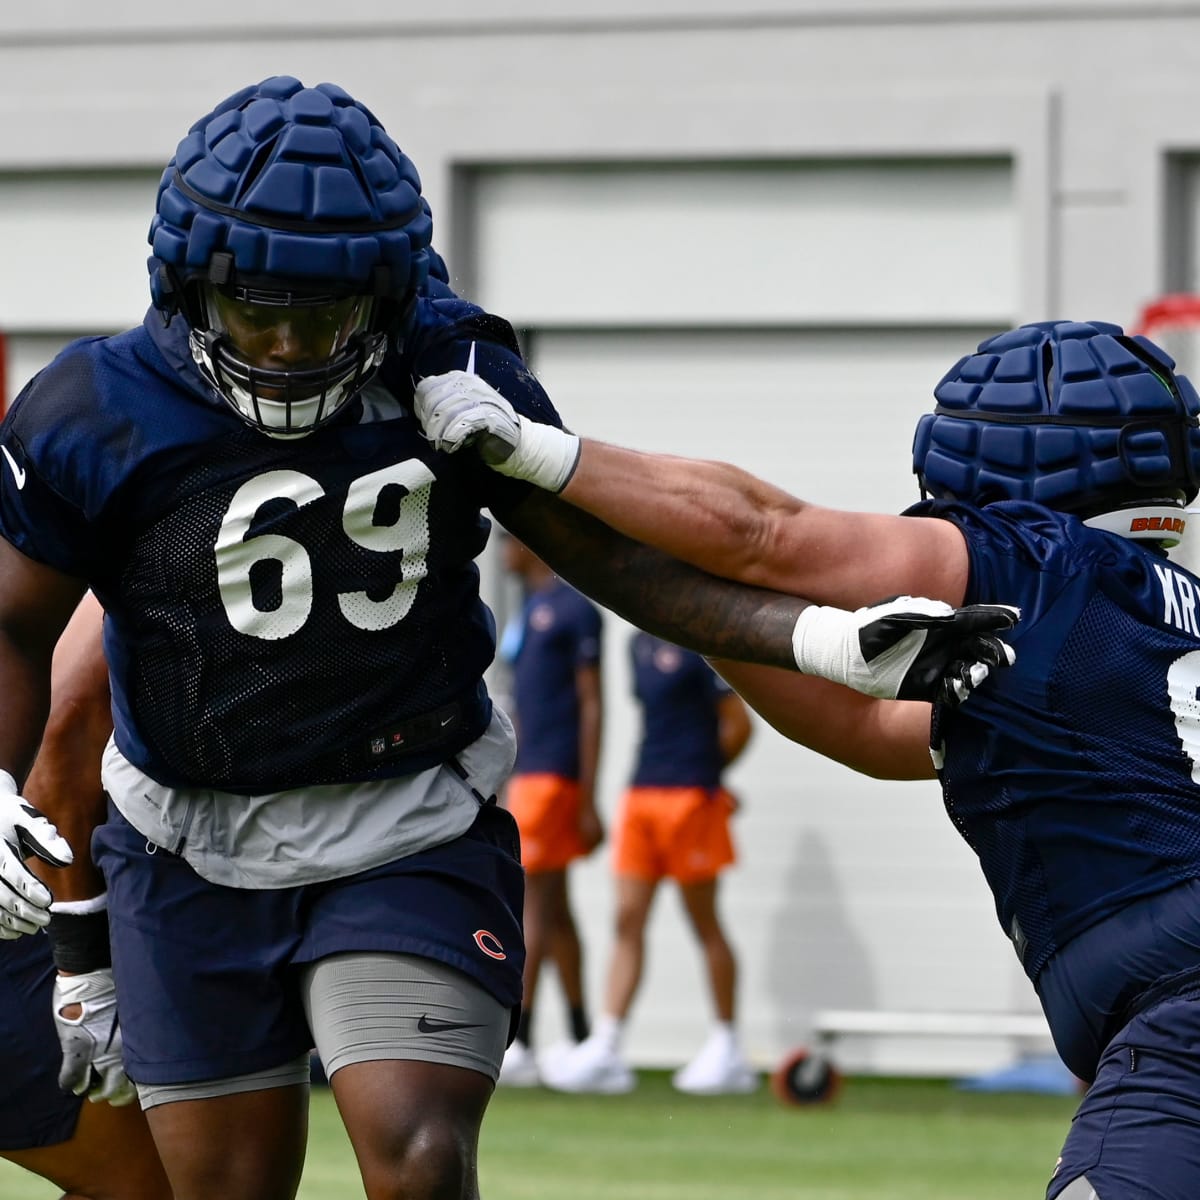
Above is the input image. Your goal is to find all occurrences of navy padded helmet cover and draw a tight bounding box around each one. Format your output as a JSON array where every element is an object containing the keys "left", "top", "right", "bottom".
[
  {"left": 149, "top": 75, "right": 431, "bottom": 298},
  {"left": 912, "top": 319, "right": 1200, "bottom": 511}
]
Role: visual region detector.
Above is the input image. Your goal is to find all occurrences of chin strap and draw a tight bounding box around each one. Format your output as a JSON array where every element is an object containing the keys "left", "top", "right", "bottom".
[{"left": 1082, "top": 503, "right": 1188, "bottom": 548}]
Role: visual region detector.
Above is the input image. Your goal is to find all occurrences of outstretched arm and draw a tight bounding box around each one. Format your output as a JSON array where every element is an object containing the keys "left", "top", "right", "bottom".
[
  {"left": 416, "top": 370, "right": 969, "bottom": 609},
  {"left": 499, "top": 489, "right": 1013, "bottom": 709},
  {"left": 710, "top": 658, "right": 937, "bottom": 780}
]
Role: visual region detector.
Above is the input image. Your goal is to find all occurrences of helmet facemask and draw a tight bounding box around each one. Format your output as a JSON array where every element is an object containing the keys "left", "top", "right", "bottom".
[{"left": 188, "top": 281, "right": 388, "bottom": 438}]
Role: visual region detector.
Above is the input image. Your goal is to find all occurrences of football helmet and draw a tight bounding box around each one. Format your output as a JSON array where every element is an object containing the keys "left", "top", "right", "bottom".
[
  {"left": 148, "top": 76, "right": 433, "bottom": 437},
  {"left": 913, "top": 320, "right": 1200, "bottom": 545}
]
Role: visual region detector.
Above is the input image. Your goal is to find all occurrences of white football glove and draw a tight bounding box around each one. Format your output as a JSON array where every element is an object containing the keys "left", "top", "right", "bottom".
[
  {"left": 53, "top": 967, "right": 136, "bottom": 1106},
  {"left": 0, "top": 770, "right": 73, "bottom": 939},
  {"left": 791, "top": 597, "right": 1018, "bottom": 706},
  {"left": 414, "top": 370, "right": 581, "bottom": 492}
]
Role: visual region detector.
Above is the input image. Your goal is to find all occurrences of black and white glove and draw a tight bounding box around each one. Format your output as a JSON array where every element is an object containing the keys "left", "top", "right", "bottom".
[
  {"left": 791, "top": 596, "right": 1018, "bottom": 707},
  {"left": 414, "top": 370, "right": 581, "bottom": 492},
  {"left": 0, "top": 770, "right": 73, "bottom": 939},
  {"left": 53, "top": 965, "right": 136, "bottom": 1106}
]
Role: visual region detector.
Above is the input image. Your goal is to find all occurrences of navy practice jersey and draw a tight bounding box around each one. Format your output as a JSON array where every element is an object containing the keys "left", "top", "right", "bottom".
[
  {"left": 911, "top": 499, "right": 1200, "bottom": 981},
  {"left": 629, "top": 633, "right": 731, "bottom": 789},
  {"left": 509, "top": 580, "right": 602, "bottom": 779},
  {"left": 0, "top": 297, "right": 559, "bottom": 793}
]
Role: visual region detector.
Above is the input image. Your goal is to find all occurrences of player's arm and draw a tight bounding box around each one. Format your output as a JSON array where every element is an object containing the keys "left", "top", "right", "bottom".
[
  {"left": 498, "top": 489, "right": 1013, "bottom": 710},
  {"left": 574, "top": 657, "right": 604, "bottom": 852},
  {"left": 415, "top": 369, "right": 968, "bottom": 609},
  {"left": 24, "top": 591, "right": 110, "bottom": 903},
  {"left": 710, "top": 659, "right": 936, "bottom": 780},
  {"left": 17, "top": 589, "right": 135, "bottom": 1106},
  {"left": 715, "top": 690, "right": 753, "bottom": 770}
]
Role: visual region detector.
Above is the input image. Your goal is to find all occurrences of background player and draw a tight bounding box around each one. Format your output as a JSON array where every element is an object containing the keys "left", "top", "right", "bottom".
[
  {"left": 2, "top": 593, "right": 169, "bottom": 1199},
  {"left": 497, "top": 534, "right": 604, "bottom": 1085},
  {"left": 545, "top": 633, "right": 755, "bottom": 1095},
  {"left": 0, "top": 76, "right": 1014, "bottom": 1200},
  {"left": 416, "top": 317, "right": 1200, "bottom": 1198}
]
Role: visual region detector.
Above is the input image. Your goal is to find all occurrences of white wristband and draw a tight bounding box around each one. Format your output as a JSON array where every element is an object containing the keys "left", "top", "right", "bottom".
[
  {"left": 49, "top": 893, "right": 108, "bottom": 916},
  {"left": 0, "top": 770, "right": 17, "bottom": 796},
  {"left": 494, "top": 417, "right": 582, "bottom": 492},
  {"left": 790, "top": 605, "right": 854, "bottom": 687}
]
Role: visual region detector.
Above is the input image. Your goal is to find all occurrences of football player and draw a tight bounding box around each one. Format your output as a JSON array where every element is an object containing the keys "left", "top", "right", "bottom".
[
  {"left": 416, "top": 317, "right": 1200, "bottom": 1199},
  {"left": 497, "top": 535, "right": 605, "bottom": 1086},
  {"left": 0, "top": 593, "right": 169, "bottom": 1198},
  {"left": 543, "top": 634, "right": 756, "bottom": 1097},
  {"left": 0, "top": 76, "right": 1015, "bottom": 1200}
]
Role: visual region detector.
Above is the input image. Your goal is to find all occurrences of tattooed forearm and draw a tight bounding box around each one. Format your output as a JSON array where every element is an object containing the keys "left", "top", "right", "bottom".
[{"left": 500, "top": 490, "right": 807, "bottom": 670}]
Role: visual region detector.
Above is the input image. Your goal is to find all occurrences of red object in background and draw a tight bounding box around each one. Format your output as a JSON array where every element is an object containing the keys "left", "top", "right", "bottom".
[{"left": 1132, "top": 293, "right": 1200, "bottom": 338}]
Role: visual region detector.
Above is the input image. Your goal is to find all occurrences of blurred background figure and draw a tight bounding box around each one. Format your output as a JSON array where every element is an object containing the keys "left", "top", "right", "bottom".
[
  {"left": 498, "top": 534, "right": 605, "bottom": 1085},
  {"left": 545, "top": 632, "right": 755, "bottom": 1095}
]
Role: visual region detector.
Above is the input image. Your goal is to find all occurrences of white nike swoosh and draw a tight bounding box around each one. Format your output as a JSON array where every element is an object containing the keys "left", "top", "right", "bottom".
[
  {"left": 1, "top": 446, "right": 25, "bottom": 491},
  {"left": 465, "top": 341, "right": 476, "bottom": 374}
]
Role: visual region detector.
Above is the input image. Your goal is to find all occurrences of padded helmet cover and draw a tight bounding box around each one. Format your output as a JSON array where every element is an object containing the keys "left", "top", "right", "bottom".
[
  {"left": 148, "top": 75, "right": 432, "bottom": 316},
  {"left": 913, "top": 320, "right": 1200, "bottom": 518}
]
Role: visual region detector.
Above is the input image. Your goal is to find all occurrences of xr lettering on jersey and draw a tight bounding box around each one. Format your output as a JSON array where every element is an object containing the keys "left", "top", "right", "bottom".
[{"left": 1154, "top": 563, "right": 1200, "bottom": 637}]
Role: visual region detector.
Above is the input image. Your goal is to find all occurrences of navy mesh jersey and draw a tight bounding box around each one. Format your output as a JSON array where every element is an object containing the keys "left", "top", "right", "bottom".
[
  {"left": 0, "top": 298, "right": 559, "bottom": 792},
  {"left": 915, "top": 499, "right": 1200, "bottom": 981}
]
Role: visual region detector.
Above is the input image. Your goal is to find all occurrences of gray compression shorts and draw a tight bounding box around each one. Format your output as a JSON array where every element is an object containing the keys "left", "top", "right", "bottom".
[{"left": 136, "top": 952, "right": 511, "bottom": 1109}]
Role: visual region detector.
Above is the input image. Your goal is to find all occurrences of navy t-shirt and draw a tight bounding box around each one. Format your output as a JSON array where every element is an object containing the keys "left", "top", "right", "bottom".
[
  {"left": 508, "top": 580, "right": 602, "bottom": 778},
  {"left": 629, "top": 632, "right": 731, "bottom": 789}
]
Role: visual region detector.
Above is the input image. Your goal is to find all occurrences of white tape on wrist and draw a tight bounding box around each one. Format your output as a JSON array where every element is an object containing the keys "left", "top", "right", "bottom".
[
  {"left": 790, "top": 605, "right": 854, "bottom": 687},
  {"left": 49, "top": 893, "right": 109, "bottom": 916},
  {"left": 494, "top": 418, "right": 582, "bottom": 492}
]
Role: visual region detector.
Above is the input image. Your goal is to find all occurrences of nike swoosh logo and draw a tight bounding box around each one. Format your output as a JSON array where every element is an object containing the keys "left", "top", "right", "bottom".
[
  {"left": 1, "top": 446, "right": 25, "bottom": 490},
  {"left": 417, "top": 1014, "right": 484, "bottom": 1034},
  {"left": 465, "top": 341, "right": 476, "bottom": 374}
]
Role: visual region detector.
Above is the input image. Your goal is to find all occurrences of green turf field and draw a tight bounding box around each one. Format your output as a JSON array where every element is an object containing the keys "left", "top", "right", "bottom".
[{"left": 0, "top": 1073, "right": 1079, "bottom": 1199}]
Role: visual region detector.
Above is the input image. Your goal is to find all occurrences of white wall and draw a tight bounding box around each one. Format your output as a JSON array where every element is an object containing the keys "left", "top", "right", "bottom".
[{"left": 5, "top": 1, "right": 1200, "bottom": 1074}]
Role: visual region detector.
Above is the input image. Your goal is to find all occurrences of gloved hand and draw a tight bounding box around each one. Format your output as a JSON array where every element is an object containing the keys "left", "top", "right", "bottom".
[
  {"left": 791, "top": 597, "right": 1018, "bottom": 706},
  {"left": 53, "top": 967, "right": 136, "bottom": 1106},
  {"left": 414, "top": 370, "right": 581, "bottom": 492},
  {"left": 0, "top": 770, "right": 73, "bottom": 939}
]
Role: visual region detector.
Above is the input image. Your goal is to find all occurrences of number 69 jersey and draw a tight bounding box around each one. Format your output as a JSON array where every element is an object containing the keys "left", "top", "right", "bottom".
[
  {"left": 0, "top": 298, "right": 556, "bottom": 794},
  {"left": 915, "top": 498, "right": 1200, "bottom": 984}
]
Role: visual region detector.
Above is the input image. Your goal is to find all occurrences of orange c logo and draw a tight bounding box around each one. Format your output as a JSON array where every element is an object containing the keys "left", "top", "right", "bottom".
[{"left": 474, "top": 929, "right": 506, "bottom": 960}]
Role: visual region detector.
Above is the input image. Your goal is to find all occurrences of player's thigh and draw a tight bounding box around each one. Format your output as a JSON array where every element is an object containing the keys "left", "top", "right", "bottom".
[
  {"left": 306, "top": 952, "right": 506, "bottom": 1188},
  {"left": 1050, "top": 991, "right": 1200, "bottom": 1200},
  {"left": 145, "top": 1084, "right": 309, "bottom": 1200},
  {"left": 3, "top": 1099, "right": 170, "bottom": 1200},
  {"left": 525, "top": 867, "right": 571, "bottom": 926}
]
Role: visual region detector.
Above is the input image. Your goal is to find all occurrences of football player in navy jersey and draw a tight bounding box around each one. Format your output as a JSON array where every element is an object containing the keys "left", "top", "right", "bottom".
[
  {"left": 0, "top": 76, "right": 1015, "bottom": 1200},
  {"left": 417, "top": 317, "right": 1200, "bottom": 1198},
  {"left": 0, "top": 593, "right": 169, "bottom": 1198}
]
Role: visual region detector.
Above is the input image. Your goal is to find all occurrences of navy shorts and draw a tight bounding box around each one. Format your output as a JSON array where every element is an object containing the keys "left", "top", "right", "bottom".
[
  {"left": 1048, "top": 985, "right": 1200, "bottom": 1199},
  {"left": 0, "top": 932, "right": 83, "bottom": 1149},
  {"left": 92, "top": 801, "right": 525, "bottom": 1087}
]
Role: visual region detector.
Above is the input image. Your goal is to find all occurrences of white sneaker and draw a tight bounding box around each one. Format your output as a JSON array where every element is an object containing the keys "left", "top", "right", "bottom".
[
  {"left": 672, "top": 1033, "right": 759, "bottom": 1095},
  {"left": 497, "top": 1040, "right": 540, "bottom": 1088},
  {"left": 541, "top": 1034, "right": 636, "bottom": 1094}
]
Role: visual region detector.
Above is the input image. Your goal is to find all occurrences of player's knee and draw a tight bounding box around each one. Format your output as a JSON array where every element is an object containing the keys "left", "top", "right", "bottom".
[{"left": 360, "top": 1118, "right": 475, "bottom": 1200}]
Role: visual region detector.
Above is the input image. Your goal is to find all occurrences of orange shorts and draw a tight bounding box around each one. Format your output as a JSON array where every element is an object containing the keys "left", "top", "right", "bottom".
[
  {"left": 505, "top": 774, "right": 591, "bottom": 874},
  {"left": 613, "top": 786, "right": 736, "bottom": 884}
]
